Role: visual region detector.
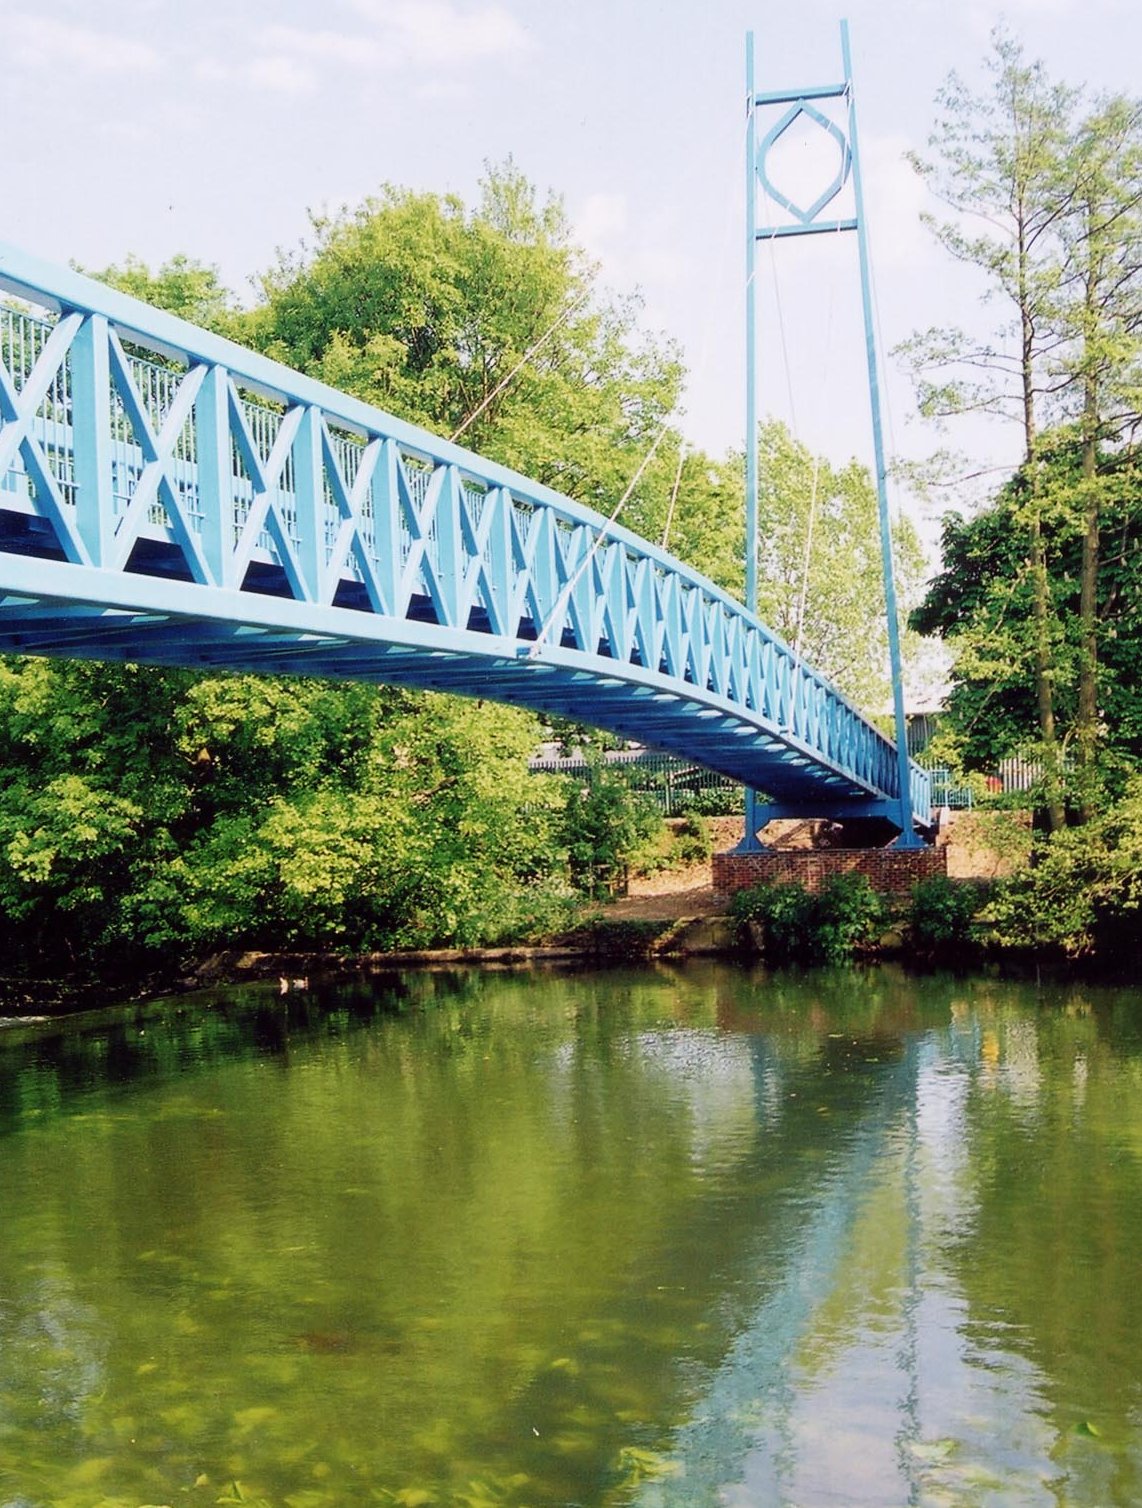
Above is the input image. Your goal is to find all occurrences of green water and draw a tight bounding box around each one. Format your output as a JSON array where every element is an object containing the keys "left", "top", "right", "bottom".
[{"left": 1, "top": 964, "right": 1141, "bottom": 1507}]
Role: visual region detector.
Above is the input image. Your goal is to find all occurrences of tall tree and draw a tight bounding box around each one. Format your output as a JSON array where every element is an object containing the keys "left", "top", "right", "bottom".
[
  {"left": 1047, "top": 97, "right": 1142, "bottom": 811},
  {"left": 912, "top": 434, "right": 1142, "bottom": 774},
  {"left": 82, "top": 252, "right": 237, "bottom": 334},
  {"left": 903, "top": 32, "right": 1076, "bottom": 827},
  {"left": 243, "top": 161, "right": 690, "bottom": 545},
  {"left": 753, "top": 421, "right": 925, "bottom": 710}
]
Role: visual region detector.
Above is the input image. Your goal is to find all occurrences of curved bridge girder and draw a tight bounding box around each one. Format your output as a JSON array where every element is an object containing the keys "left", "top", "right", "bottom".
[{"left": 0, "top": 244, "right": 930, "bottom": 830}]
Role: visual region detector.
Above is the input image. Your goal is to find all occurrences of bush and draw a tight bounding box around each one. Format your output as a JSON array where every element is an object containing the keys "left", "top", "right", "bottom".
[
  {"left": 813, "top": 873, "right": 889, "bottom": 961},
  {"left": 560, "top": 760, "right": 664, "bottom": 899},
  {"left": 731, "top": 873, "right": 887, "bottom": 965},
  {"left": 732, "top": 879, "right": 817, "bottom": 959},
  {"left": 980, "top": 780, "right": 1142, "bottom": 956},
  {"left": 669, "top": 814, "right": 711, "bottom": 866},
  {"left": 675, "top": 785, "right": 742, "bottom": 817},
  {"left": 908, "top": 875, "right": 983, "bottom": 958}
]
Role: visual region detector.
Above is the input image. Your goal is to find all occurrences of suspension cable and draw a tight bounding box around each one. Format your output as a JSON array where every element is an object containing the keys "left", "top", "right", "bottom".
[
  {"left": 530, "top": 113, "right": 745, "bottom": 658},
  {"left": 758, "top": 175, "right": 844, "bottom": 660},
  {"left": 527, "top": 418, "right": 674, "bottom": 656},
  {"left": 794, "top": 257, "right": 839, "bottom": 657},
  {"left": 760, "top": 186, "right": 800, "bottom": 437},
  {"left": 450, "top": 289, "right": 590, "bottom": 443},
  {"left": 660, "top": 442, "right": 687, "bottom": 551}
]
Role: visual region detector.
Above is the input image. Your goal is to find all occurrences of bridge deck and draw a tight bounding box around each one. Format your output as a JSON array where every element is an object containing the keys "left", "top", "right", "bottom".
[{"left": 0, "top": 243, "right": 930, "bottom": 830}]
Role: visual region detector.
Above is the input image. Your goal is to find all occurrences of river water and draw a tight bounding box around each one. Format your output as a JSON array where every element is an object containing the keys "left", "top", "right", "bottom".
[{"left": 1, "top": 962, "right": 1140, "bottom": 1507}]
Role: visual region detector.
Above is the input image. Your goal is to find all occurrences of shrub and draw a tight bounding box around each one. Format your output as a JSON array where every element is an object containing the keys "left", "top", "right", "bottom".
[
  {"left": 731, "top": 873, "right": 886, "bottom": 965},
  {"left": 675, "top": 786, "right": 742, "bottom": 817},
  {"left": 732, "top": 879, "right": 817, "bottom": 959},
  {"left": 561, "top": 760, "right": 664, "bottom": 899},
  {"left": 908, "top": 875, "right": 983, "bottom": 958},
  {"left": 669, "top": 814, "right": 711, "bottom": 866},
  {"left": 980, "top": 780, "right": 1142, "bottom": 956},
  {"left": 813, "top": 873, "right": 889, "bottom": 961}
]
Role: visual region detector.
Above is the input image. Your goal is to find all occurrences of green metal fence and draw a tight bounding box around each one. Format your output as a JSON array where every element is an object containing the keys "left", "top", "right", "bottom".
[
  {"left": 532, "top": 753, "right": 978, "bottom": 818},
  {"left": 529, "top": 752, "right": 742, "bottom": 816},
  {"left": 918, "top": 764, "right": 974, "bottom": 810}
]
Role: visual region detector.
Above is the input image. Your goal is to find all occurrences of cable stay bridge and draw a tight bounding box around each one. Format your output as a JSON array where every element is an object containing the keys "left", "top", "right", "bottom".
[{"left": 0, "top": 243, "right": 931, "bottom": 840}]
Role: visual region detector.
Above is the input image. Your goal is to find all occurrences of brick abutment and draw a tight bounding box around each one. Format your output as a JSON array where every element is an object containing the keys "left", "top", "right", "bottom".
[{"left": 713, "top": 846, "right": 947, "bottom": 900}]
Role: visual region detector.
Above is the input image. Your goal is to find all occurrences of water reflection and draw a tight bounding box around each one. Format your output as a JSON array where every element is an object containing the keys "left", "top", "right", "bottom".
[{"left": 0, "top": 964, "right": 1140, "bottom": 1505}]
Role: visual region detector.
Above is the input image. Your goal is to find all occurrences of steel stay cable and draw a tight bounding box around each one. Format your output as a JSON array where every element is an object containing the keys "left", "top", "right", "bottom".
[
  {"left": 450, "top": 289, "right": 590, "bottom": 442},
  {"left": 794, "top": 244, "right": 841, "bottom": 658},
  {"left": 660, "top": 441, "right": 687, "bottom": 551},
  {"left": 757, "top": 150, "right": 844, "bottom": 725},
  {"left": 527, "top": 417, "right": 674, "bottom": 655},
  {"left": 531, "top": 113, "right": 747, "bottom": 659}
]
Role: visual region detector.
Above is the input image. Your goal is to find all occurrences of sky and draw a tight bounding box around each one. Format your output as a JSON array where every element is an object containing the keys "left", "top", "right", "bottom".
[{"left": 2, "top": 0, "right": 1137, "bottom": 526}]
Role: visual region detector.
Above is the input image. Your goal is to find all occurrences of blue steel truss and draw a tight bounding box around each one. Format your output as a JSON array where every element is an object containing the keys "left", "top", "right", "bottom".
[{"left": 0, "top": 243, "right": 930, "bottom": 832}]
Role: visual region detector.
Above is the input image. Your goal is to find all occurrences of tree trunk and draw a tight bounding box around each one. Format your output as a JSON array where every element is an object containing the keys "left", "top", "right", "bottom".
[
  {"left": 1076, "top": 374, "right": 1100, "bottom": 821},
  {"left": 1020, "top": 248, "right": 1066, "bottom": 833},
  {"left": 1029, "top": 504, "right": 1067, "bottom": 831}
]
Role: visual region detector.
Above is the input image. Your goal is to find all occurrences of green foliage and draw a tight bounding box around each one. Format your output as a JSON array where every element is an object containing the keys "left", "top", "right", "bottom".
[
  {"left": 560, "top": 760, "right": 664, "bottom": 899},
  {"left": 661, "top": 447, "right": 745, "bottom": 597},
  {"left": 731, "top": 873, "right": 887, "bottom": 965},
  {"left": 753, "top": 421, "right": 926, "bottom": 709},
  {"left": 733, "top": 880, "right": 817, "bottom": 960},
  {"left": 902, "top": 30, "right": 1077, "bottom": 434},
  {"left": 813, "top": 874, "right": 890, "bottom": 962},
  {"left": 242, "top": 162, "right": 705, "bottom": 551},
  {"left": 912, "top": 440, "right": 1142, "bottom": 771},
  {"left": 626, "top": 812, "right": 711, "bottom": 877},
  {"left": 83, "top": 251, "right": 237, "bottom": 334},
  {"left": 980, "top": 779, "right": 1142, "bottom": 955},
  {"left": 669, "top": 814, "right": 711, "bottom": 866},
  {"left": 675, "top": 784, "right": 742, "bottom": 817},
  {"left": 908, "top": 876, "right": 984, "bottom": 958},
  {"left": 0, "top": 659, "right": 572, "bottom": 972}
]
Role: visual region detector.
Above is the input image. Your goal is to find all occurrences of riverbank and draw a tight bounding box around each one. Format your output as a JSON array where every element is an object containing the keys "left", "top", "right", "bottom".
[
  {"left": 0, "top": 809, "right": 1037, "bottom": 1018},
  {"left": 0, "top": 919, "right": 740, "bottom": 1021}
]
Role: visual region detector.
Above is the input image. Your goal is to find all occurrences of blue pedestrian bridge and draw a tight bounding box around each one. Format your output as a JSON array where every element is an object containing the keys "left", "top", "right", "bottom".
[{"left": 0, "top": 244, "right": 930, "bottom": 837}]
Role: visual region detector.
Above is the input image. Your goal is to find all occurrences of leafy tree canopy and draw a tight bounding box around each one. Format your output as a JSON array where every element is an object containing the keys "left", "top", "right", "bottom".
[
  {"left": 753, "top": 421, "right": 926, "bottom": 709},
  {"left": 82, "top": 252, "right": 237, "bottom": 334},
  {"left": 242, "top": 161, "right": 692, "bottom": 546},
  {"left": 912, "top": 433, "right": 1142, "bottom": 770}
]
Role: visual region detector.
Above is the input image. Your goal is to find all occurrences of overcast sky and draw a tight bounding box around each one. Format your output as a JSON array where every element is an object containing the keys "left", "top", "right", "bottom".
[{"left": 3, "top": 0, "right": 1136, "bottom": 513}]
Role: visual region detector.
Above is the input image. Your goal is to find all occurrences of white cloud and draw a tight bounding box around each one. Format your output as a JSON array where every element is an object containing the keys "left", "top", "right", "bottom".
[
  {"left": 261, "top": 25, "right": 383, "bottom": 69},
  {"left": 334, "top": 0, "right": 533, "bottom": 68},
  {"left": 977, "top": 0, "right": 1074, "bottom": 12},
  {"left": 189, "top": 1, "right": 533, "bottom": 105},
  {"left": 4, "top": 13, "right": 160, "bottom": 74},
  {"left": 573, "top": 191, "right": 689, "bottom": 334},
  {"left": 961, "top": 0, "right": 1083, "bottom": 39},
  {"left": 245, "top": 55, "right": 317, "bottom": 94},
  {"left": 194, "top": 53, "right": 317, "bottom": 96}
]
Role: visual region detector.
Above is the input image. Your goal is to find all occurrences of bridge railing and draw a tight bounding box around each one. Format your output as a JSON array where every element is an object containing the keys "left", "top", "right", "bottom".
[{"left": 0, "top": 244, "right": 929, "bottom": 825}]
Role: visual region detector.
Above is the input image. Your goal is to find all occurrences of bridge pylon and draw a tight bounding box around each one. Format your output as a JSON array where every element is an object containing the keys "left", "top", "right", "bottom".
[{"left": 741, "top": 21, "right": 926, "bottom": 850}]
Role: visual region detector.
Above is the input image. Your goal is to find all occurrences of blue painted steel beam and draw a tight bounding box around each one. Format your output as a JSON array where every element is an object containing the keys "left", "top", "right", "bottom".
[
  {"left": 752, "top": 83, "right": 848, "bottom": 105},
  {"left": 741, "top": 23, "right": 927, "bottom": 845},
  {"left": 757, "top": 219, "right": 858, "bottom": 239},
  {"left": 0, "top": 242, "right": 931, "bottom": 835}
]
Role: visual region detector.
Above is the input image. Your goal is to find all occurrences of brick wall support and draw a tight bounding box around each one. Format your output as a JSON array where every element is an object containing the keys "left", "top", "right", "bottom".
[{"left": 713, "top": 846, "right": 947, "bottom": 900}]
